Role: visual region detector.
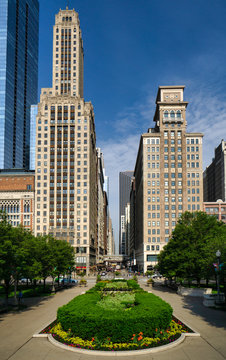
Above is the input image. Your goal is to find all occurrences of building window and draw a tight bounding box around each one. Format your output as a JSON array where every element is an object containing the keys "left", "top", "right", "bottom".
[
  {"left": 176, "top": 111, "right": 181, "bottom": 118},
  {"left": 170, "top": 111, "right": 175, "bottom": 118}
]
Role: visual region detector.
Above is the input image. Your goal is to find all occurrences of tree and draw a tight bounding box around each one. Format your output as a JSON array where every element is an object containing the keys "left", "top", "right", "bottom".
[
  {"left": 49, "top": 237, "right": 75, "bottom": 286},
  {"left": 0, "top": 213, "right": 32, "bottom": 305},
  {"left": 158, "top": 211, "right": 226, "bottom": 286}
]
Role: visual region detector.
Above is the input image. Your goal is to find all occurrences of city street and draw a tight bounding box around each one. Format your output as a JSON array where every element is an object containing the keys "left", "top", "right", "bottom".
[{"left": 0, "top": 278, "right": 225, "bottom": 360}]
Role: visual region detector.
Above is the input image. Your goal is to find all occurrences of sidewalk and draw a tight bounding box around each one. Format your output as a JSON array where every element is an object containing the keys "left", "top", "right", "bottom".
[{"left": 0, "top": 279, "right": 225, "bottom": 360}]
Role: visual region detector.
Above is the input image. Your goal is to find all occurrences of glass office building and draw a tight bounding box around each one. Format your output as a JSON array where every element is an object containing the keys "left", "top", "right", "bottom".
[{"left": 0, "top": 0, "right": 39, "bottom": 170}]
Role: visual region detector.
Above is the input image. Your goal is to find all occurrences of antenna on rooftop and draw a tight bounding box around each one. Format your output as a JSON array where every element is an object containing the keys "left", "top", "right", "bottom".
[{"left": 66, "top": 0, "right": 69, "bottom": 9}]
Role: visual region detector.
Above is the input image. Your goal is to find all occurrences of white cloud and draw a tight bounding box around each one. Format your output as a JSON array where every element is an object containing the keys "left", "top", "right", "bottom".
[{"left": 186, "top": 87, "right": 226, "bottom": 168}]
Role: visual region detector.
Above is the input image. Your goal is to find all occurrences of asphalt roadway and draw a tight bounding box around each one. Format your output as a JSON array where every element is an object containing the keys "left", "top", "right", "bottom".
[{"left": 0, "top": 278, "right": 225, "bottom": 360}]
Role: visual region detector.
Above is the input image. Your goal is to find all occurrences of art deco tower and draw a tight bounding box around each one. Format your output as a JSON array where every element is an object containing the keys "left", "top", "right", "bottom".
[{"left": 35, "top": 8, "right": 97, "bottom": 272}]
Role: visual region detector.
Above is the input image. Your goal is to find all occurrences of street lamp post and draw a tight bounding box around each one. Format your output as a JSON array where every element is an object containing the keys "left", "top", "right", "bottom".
[{"left": 216, "top": 250, "right": 221, "bottom": 304}]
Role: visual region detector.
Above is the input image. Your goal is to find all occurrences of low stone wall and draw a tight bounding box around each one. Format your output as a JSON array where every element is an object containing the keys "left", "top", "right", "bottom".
[
  {"left": 203, "top": 293, "right": 225, "bottom": 307},
  {"left": 177, "top": 286, "right": 212, "bottom": 297}
]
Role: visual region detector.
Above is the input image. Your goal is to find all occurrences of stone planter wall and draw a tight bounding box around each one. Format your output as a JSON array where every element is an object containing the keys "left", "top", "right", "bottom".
[{"left": 203, "top": 293, "right": 225, "bottom": 307}]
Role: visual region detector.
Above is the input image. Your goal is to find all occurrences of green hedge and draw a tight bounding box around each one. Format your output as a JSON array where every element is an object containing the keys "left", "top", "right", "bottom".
[
  {"left": 88, "top": 279, "right": 142, "bottom": 293},
  {"left": 57, "top": 290, "right": 172, "bottom": 342}
]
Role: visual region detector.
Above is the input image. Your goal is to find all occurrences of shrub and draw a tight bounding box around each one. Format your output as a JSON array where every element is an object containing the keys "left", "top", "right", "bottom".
[
  {"left": 147, "top": 278, "right": 154, "bottom": 284},
  {"left": 57, "top": 289, "right": 172, "bottom": 343}
]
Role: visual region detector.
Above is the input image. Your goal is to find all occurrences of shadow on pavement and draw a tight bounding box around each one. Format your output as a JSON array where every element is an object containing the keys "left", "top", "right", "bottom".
[
  {"left": 149, "top": 282, "right": 226, "bottom": 331},
  {"left": 182, "top": 295, "right": 226, "bottom": 330}
]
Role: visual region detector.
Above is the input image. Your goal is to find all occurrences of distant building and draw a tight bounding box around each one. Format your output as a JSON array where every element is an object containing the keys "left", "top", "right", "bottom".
[
  {"left": 30, "top": 105, "right": 38, "bottom": 170},
  {"left": 0, "top": 0, "right": 39, "bottom": 170},
  {"left": 0, "top": 170, "right": 35, "bottom": 231},
  {"left": 203, "top": 140, "right": 226, "bottom": 202},
  {"left": 97, "top": 148, "right": 106, "bottom": 263},
  {"left": 107, "top": 216, "right": 115, "bottom": 255},
  {"left": 203, "top": 200, "right": 226, "bottom": 223},
  {"left": 132, "top": 86, "right": 203, "bottom": 272},
  {"left": 119, "top": 171, "right": 133, "bottom": 254}
]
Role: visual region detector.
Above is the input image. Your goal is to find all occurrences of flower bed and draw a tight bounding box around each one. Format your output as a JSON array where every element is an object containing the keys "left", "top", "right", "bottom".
[
  {"left": 40, "top": 280, "right": 193, "bottom": 351},
  {"left": 41, "top": 317, "right": 192, "bottom": 351}
]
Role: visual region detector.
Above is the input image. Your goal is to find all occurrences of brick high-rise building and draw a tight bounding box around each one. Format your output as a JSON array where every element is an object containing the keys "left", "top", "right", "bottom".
[
  {"left": 132, "top": 86, "right": 203, "bottom": 272},
  {"left": 35, "top": 7, "right": 97, "bottom": 273}
]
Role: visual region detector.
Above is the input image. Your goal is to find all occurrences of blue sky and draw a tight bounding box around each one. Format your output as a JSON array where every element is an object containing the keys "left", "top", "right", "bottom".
[{"left": 38, "top": 0, "right": 226, "bottom": 252}]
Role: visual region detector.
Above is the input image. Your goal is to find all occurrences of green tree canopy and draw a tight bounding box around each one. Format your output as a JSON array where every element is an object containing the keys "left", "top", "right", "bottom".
[{"left": 158, "top": 211, "right": 226, "bottom": 285}]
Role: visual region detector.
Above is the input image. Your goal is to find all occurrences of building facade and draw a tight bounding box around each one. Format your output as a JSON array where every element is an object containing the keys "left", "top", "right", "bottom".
[
  {"left": 203, "top": 200, "right": 226, "bottom": 223},
  {"left": 119, "top": 171, "right": 133, "bottom": 254},
  {"left": 97, "top": 148, "right": 106, "bottom": 263},
  {"left": 35, "top": 8, "right": 97, "bottom": 273},
  {"left": 30, "top": 104, "right": 38, "bottom": 170},
  {"left": 203, "top": 140, "right": 226, "bottom": 202},
  {"left": 0, "top": 170, "right": 35, "bottom": 231},
  {"left": 132, "top": 86, "right": 203, "bottom": 272},
  {"left": 0, "top": 0, "right": 39, "bottom": 170},
  {"left": 107, "top": 216, "right": 115, "bottom": 255}
]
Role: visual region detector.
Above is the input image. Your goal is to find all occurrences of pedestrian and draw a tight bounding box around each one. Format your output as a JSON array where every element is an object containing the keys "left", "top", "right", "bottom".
[{"left": 18, "top": 290, "right": 23, "bottom": 304}]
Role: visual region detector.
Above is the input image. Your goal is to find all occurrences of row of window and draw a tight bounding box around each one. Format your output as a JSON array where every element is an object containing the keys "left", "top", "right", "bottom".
[
  {"left": 187, "top": 180, "right": 200, "bottom": 186},
  {"left": 148, "top": 229, "right": 160, "bottom": 235},
  {"left": 187, "top": 146, "right": 199, "bottom": 152},
  {"left": 164, "top": 131, "right": 181, "bottom": 137},
  {"left": 163, "top": 110, "right": 181, "bottom": 119},
  {"left": 187, "top": 188, "right": 200, "bottom": 194},
  {"left": 188, "top": 204, "right": 200, "bottom": 210},
  {"left": 164, "top": 147, "right": 182, "bottom": 152},
  {"left": 163, "top": 139, "right": 182, "bottom": 144},
  {"left": 188, "top": 196, "right": 200, "bottom": 202},
  {"left": 147, "top": 245, "right": 160, "bottom": 251},
  {"left": 148, "top": 221, "right": 160, "bottom": 226},
  {"left": 187, "top": 162, "right": 200, "bottom": 168},
  {"left": 147, "top": 237, "right": 161, "bottom": 243}
]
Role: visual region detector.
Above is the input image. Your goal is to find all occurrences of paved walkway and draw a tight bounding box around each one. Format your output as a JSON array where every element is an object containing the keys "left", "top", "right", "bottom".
[{"left": 0, "top": 278, "right": 225, "bottom": 360}]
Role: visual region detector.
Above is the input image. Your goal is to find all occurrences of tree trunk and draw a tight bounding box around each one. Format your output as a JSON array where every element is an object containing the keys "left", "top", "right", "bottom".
[
  {"left": 4, "top": 281, "right": 9, "bottom": 307},
  {"left": 43, "top": 278, "right": 46, "bottom": 291},
  {"left": 13, "top": 279, "right": 18, "bottom": 305}
]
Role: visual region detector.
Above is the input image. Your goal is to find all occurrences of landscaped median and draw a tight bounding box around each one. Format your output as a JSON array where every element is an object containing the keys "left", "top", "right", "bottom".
[{"left": 34, "top": 279, "right": 199, "bottom": 354}]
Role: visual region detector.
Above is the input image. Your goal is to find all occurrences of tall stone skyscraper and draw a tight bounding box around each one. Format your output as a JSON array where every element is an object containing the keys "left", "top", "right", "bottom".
[
  {"left": 35, "top": 8, "right": 97, "bottom": 273},
  {"left": 0, "top": 0, "right": 39, "bottom": 170},
  {"left": 132, "top": 86, "right": 203, "bottom": 272}
]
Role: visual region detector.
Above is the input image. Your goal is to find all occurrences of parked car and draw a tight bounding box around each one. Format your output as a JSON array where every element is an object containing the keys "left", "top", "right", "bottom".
[
  {"left": 151, "top": 273, "right": 163, "bottom": 279},
  {"left": 60, "top": 278, "right": 78, "bottom": 285},
  {"left": 19, "top": 278, "right": 30, "bottom": 284}
]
